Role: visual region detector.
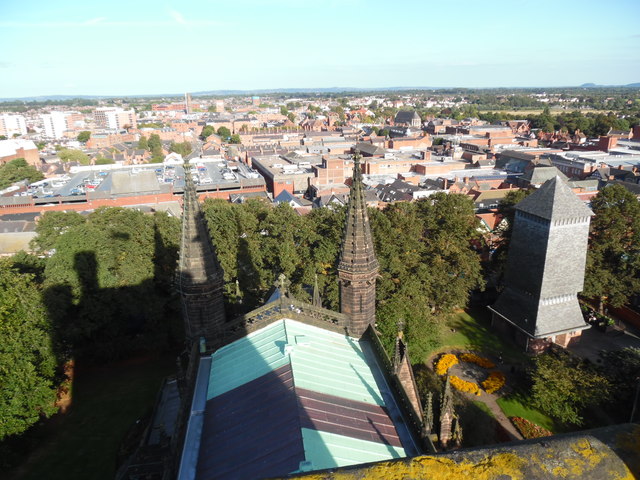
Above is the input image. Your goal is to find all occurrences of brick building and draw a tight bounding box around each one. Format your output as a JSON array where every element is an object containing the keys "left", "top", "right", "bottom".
[{"left": 0, "top": 139, "right": 40, "bottom": 166}]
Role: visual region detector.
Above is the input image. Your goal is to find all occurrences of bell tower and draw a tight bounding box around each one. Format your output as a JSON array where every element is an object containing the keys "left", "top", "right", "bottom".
[{"left": 338, "top": 151, "right": 379, "bottom": 337}]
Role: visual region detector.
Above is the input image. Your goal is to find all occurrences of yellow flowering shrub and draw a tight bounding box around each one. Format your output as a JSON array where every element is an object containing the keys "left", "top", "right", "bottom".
[
  {"left": 450, "top": 375, "right": 481, "bottom": 395},
  {"left": 435, "top": 354, "right": 458, "bottom": 375},
  {"left": 482, "top": 371, "right": 506, "bottom": 394},
  {"left": 460, "top": 352, "right": 496, "bottom": 369}
]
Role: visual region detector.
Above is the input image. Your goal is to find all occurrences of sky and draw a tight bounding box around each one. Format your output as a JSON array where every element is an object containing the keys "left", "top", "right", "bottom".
[{"left": 1, "top": 0, "right": 639, "bottom": 98}]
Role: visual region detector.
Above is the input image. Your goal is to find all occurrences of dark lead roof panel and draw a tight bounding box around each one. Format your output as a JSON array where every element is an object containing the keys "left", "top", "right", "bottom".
[{"left": 196, "top": 364, "right": 304, "bottom": 480}]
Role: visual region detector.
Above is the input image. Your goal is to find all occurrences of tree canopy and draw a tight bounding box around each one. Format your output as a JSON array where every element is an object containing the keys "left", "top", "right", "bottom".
[
  {"left": 57, "top": 148, "right": 90, "bottom": 165},
  {"left": 216, "top": 126, "right": 231, "bottom": 141},
  {"left": 147, "top": 134, "right": 162, "bottom": 157},
  {"left": 40, "top": 208, "right": 181, "bottom": 360},
  {"left": 169, "top": 141, "right": 192, "bottom": 157},
  {"left": 0, "top": 260, "right": 58, "bottom": 440},
  {"left": 583, "top": 184, "right": 640, "bottom": 310},
  {"left": 0, "top": 158, "right": 44, "bottom": 189},
  {"left": 200, "top": 125, "right": 215, "bottom": 140},
  {"left": 76, "top": 131, "right": 91, "bottom": 143},
  {"left": 530, "top": 351, "right": 610, "bottom": 426},
  {"left": 201, "top": 194, "right": 484, "bottom": 360},
  {"left": 137, "top": 136, "right": 148, "bottom": 150}
]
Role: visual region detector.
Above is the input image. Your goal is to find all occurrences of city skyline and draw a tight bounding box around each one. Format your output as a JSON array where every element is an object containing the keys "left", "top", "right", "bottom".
[{"left": 1, "top": 0, "right": 639, "bottom": 98}]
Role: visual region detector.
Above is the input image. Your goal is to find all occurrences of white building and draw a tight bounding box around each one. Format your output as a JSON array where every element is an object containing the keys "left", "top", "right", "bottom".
[
  {"left": 94, "top": 107, "right": 137, "bottom": 130},
  {"left": 41, "top": 111, "right": 84, "bottom": 139},
  {"left": 0, "top": 114, "right": 27, "bottom": 137}
]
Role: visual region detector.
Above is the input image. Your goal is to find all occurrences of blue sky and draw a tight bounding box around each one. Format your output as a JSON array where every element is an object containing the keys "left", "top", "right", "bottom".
[{"left": 1, "top": 0, "right": 639, "bottom": 97}]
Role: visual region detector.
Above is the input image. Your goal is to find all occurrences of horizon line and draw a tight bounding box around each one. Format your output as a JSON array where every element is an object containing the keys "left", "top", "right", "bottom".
[{"left": 2, "top": 83, "right": 640, "bottom": 102}]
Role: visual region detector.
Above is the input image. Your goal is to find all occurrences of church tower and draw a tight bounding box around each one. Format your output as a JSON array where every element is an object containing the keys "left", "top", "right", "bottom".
[
  {"left": 177, "top": 161, "right": 226, "bottom": 344},
  {"left": 490, "top": 176, "right": 593, "bottom": 353},
  {"left": 338, "top": 151, "right": 379, "bottom": 337}
]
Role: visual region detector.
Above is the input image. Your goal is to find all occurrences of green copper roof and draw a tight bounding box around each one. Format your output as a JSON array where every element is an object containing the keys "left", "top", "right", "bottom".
[
  {"left": 284, "top": 320, "right": 384, "bottom": 405},
  {"left": 300, "top": 428, "right": 406, "bottom": 471},
  {"left": 208, "top": 319, "right": 386, "bottom": 404},
  {"left": 208, "top": 320, "right": 289, "bottom": 399},
  {"left": 196, "top": 318, "right": 416, "bottom": 479}
]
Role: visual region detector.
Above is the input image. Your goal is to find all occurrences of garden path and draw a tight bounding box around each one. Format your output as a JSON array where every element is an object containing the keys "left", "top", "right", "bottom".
[{"left": 472, "top": 391, "right": 523, "bottom": 441}]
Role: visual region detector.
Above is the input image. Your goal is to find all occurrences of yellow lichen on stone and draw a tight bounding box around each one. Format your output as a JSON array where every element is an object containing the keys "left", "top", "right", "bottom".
[
  {"left": 551, "top": 465, "right": 569, "bottom": 477},
  {"left": 294, "top": 453, "right": 527, "bottom": 480},
  {"left": 571, "top": 438, "right": 607, "bottom": 469}
]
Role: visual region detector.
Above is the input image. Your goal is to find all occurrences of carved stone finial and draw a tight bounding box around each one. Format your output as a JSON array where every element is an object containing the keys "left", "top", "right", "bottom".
[{"left": 275, "top": 273, "right": 290, "bottom": 297}]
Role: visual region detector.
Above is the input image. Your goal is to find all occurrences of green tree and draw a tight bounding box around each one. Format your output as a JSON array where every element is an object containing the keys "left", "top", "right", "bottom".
[
  {"left": 217, "top": 126, "right": 231, "bottom": 140},
  {"left": 229, "top": 134, "right": 241, "bottom": 144},
  {"left": 30, "top": 211, "right": 86, "bottom": 254},
  {"left": 41, "top": 208, "right": 181, "bottom": 360},
  {"left": 415, "top": 193, "right": 484, "bottom": 314},
  {"left": 200, "top": 125, "right": 215, "bottom": 140},
  {"left": 94, "top": 157, "right": 115, "bottom": 165},
  {"left": 583, "top": 185, "right": 640, "bottom": 311},
  {"left": 137, "top": 136, "right": 148, "bottom": 151},
  {"left": 207, "top": 105, "right": 217, "bottom": 112},
  {"left": 147, "top": 134, "right": 162, "bottom": 156},
  {"left": 0, "top": 158, "right": 44, "bottom": 189},
  {"left": 169, "top": 141, "right": 193, "bottom": 157},
  {"left": 57, "top": 148, "right": 90, "bottom": 165},
  {"left": 0, "top": 260, "right": 58, "bottom": 440},
  {"left": 76, "top": 131, "right": 91, "bottom": 143},
  {"left": 531, "top": 352, "right": 610, "bottom": 425},
  {"left": 598, "top": 347, "right": 640, "bottom": 420}
]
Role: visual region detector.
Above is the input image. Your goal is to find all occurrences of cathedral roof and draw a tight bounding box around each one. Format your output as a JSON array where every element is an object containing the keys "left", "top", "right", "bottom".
[
  {"left": 516, "top": 176, "right": 593, "bottom": 221},
  {"left": 185, "top": 319, "right": 416, "bottom": 480}
]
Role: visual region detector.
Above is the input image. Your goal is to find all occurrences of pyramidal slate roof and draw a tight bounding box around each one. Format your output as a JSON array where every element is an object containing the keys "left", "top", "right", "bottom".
[
  {"left": 519, "top": 166, "right": 567, "bottom": 185},
  {"left": 516, "top": 176, "right": 593, "bottom": 221}
]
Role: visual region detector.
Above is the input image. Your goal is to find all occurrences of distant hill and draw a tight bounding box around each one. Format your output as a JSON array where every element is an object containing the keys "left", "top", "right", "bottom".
[
  {"left": 2, "top": 83, "right": 639, "bottom": 102},
  {"left": 580, "top": 82, "right": 640, "bottom": 88}
]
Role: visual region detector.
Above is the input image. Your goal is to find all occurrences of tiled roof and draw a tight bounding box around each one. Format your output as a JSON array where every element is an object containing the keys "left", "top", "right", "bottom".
[{"left": 520, "top": 166, "right": 567, "bottom": 185}]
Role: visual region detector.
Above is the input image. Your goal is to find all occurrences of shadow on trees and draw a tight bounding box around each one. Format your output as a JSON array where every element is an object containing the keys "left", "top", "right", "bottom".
[
  {"left": 44, "top": 226, "right": 182, "bottom": 362},
  {"left": 1, "top": 224, "right": 182, "bottom": 474}
]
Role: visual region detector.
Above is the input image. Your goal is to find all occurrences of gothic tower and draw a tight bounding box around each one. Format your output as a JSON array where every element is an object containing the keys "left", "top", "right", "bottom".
[
  {"left": 338, "top": 151, "right": 379, "bottom": 337},
  {"left": 177, "top": 161, "right": 226, "bottom": 345},
  {"left": 490, "top": 176, "right": 593, "bottom": 353}
]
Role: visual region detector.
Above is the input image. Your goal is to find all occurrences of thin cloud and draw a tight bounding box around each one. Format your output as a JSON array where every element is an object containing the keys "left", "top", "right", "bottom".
[
  {"left": 0, "top": 17, "right": 223, "bottom": 28},
  {"left": 84, "top": 17, "right": 107, "bottom": 25},
  {"left": 169, "top": 10, "right": 187, "bottom": 25}
]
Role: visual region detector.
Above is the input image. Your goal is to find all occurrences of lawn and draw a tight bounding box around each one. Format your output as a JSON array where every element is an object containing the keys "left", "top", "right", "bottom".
[
  {"left": 472, "top": 400, "right": 495, "bottom": 418},
  {"left": 496, "top": 395, "right": 559, "bottom": 433},
  {"left": 431, "top": 308, "right": 528, "bottom": 363},
  {"left": 9, "top": 353, "right": 177, "bottom": 480}
]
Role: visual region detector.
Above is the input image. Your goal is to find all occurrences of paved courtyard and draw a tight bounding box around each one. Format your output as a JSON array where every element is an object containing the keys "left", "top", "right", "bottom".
[{"left": 568, "top": 325, "right": 640, "bottom": 363}]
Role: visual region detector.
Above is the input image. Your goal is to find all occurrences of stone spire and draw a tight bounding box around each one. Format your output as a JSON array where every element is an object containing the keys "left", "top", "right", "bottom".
[
  {"left": 338, "top": 151, "right": 379, "bottom": 337},
  {"left": 177, "top": 160, "right": 226, "bottom": 345},
  {"left": 312, "top": 274, "right": 321, "bottom": 308}
]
